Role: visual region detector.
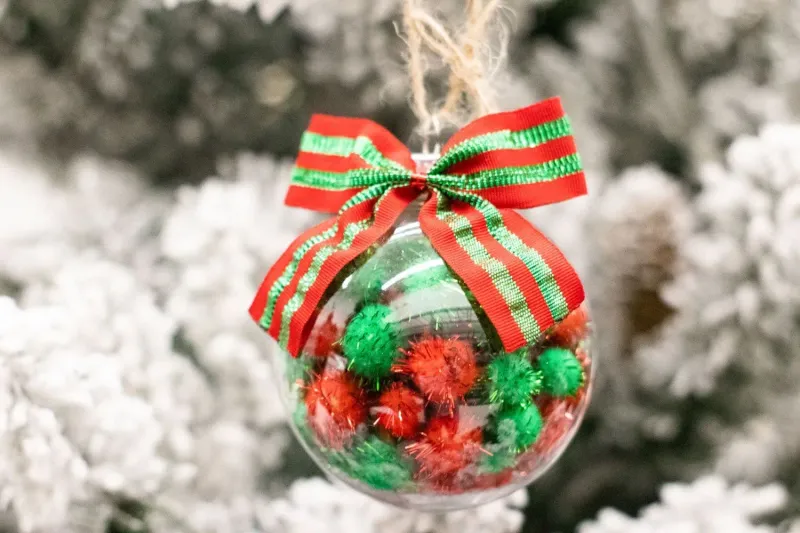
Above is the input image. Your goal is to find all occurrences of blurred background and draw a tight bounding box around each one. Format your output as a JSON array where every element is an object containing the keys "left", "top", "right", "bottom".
[{"left": 1, "top": 1, "right": 800, "bottom": 532}]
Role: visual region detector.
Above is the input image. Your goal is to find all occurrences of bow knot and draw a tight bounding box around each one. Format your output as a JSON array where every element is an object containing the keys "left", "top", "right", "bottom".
[
  {"left": 251, "top": 97, "right": 588, "bottom": 356},
  {"left": 409, "top": 172, "right": 428, "bottom": 191}
]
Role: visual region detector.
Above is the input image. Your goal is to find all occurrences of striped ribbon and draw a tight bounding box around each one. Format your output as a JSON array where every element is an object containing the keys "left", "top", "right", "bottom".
[{"left": 250, "top": 97, "right": 587, "bottom": 356}]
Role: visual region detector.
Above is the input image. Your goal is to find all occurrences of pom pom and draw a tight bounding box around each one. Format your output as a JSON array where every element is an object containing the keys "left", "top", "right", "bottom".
[
  {"left": 549, "top": 304, "right": 589, "bottom": 347},
  {"left": 399, "top": 336, "right": 478, "bottom": 407},
  {"left": 479, "top": 443, "right": 517, "bottom": 474},
  {"left": 570, "top": 346, "right": 591, "bottom": 405},
  {"left": 373, "top": 383, "right": 425, "bottom": 439},
  {"left": 546, "top": 347, "right": 590, "bottom": 410},
  {"left": 342, "top": 304, "right": 399, "bottom": 379},
  {"left": 417, "top": 476, "right": 463, "bottom": 495},
  {"left": 532, "top": 346, "right": 591, "bottom": 455},
  {"left": 407, "top": 415, "right": 483, "bottom": 477},
  {"left": 485, "top": 349, "right": 543, "bottom": 407},
  {"left": 532, "top": 398, "right": 573, "bottom": 456},
  {"left": 305, "top": 371, "right": 367, "bottom": 447},
  {"left": 347, "top": 436, "right": 413, "bottom": 491},
  {"left": 308, "top": 313, "right": 341, "bottom": 357},
  {"left": 537, "top": 347, "right": 585, "bottom": 397},
  {"left": 492, "top": 404, "right": 543, "bottom": 451},
  {"left": 472, "top": 469, "right": 514, "bottom": 490}
]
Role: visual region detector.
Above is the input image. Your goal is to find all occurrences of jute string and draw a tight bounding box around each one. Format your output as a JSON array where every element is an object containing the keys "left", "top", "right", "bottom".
[{"left": 402, "top": 0, "right": 503, "bottom": 151}]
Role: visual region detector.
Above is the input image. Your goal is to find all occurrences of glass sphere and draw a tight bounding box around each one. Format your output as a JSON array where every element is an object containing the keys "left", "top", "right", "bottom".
[{"left": 272, "top": 199, "right": 594, "bottom": 511}]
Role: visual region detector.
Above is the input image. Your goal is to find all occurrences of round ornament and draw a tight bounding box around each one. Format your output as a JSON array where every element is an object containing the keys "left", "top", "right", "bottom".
[{"left": 251, "top": 98, "right": 595, "bottom": 511}]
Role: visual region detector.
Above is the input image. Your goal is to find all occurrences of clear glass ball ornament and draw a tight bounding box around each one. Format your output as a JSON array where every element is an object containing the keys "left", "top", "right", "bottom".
[{"left": 271, "top": 154, "right": 595, "bottom": 511}]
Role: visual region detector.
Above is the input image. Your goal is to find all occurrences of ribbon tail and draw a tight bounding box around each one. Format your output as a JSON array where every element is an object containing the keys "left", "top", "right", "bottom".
[
  {"left": 249, "top": 217, "right": 338, "bottom": 324},
  {"left": 250, "top": 184, "right": 417, "bottom": 356},
  {"left": 419, "top": 189, "right": 585, "bottom": 353},
  {"left": 497, "top": 209, "right": 585, "bottom": 318}
]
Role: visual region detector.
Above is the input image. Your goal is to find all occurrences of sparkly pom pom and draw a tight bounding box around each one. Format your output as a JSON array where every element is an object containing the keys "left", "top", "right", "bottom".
[
  {"left": 308, "top": 313, "right": 341, "bottom": 357},
  {"left": 342, "top": 304, "right": 399, "bottom": 379},
  {"left": 305, "top": 371, "right": 367, "bottom": 447},
  {"left": 347, "top": 436, "right": 413, "bottom": 491},
  {"left": 569, "top": 346, "right": 591, "bottom": 405},
  {"left": 549, "top": 304, "right": 589, "bottom": 347},
  {"left": 492, "top": 404, "right": 543, "bottom": 450},
  {"left": 407, "top": 415, "right": 482, "bottom": 477},
  {"left": 473, "top": 469, "right": 514, "bottom": 490},
  {"left": 399, "top": 336, "right": 478, "bottom": 407},
  {"left": 373, "top": 383, "right": 425, "bottom": 439},
  {"left": 485, "top": 349, "right": 543, "bottom": 407},
  {"left": 537, "top": 347, "right": 585, "bottom": 397},
  {"left": 533, "top": 398, "right": 573, "bottom": 455},
  {"left": 479, "top": 443, "right": 517, "bottom": 474}
]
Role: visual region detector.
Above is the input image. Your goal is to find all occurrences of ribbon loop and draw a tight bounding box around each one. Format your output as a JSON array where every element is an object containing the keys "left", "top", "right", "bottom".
[
  {"left": 428, "top": 96, "right": 587, "bottom": 209},
  {"left": 251, "top": 97, "right": 588, "bottom": 356}
]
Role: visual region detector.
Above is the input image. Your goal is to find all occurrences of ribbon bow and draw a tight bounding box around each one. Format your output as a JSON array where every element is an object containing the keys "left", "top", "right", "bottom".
[{"left": 250, "top": 97, "right": 587, "bottom": 356}]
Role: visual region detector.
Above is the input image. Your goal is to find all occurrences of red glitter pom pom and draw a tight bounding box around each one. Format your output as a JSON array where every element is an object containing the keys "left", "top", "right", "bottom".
[
  {"left": 309, "top": 313, "right": 341, "bottom": 357},
  {"left": 417, "top": 473, "right": 467, "bottom": 495},
  {"left": 407, "top": 415, "right": 483, "bottom": 477},
  {"left": 531, "top": 347, "right": 591, "bottom": 456},
  {"left": 532, "top": 397, "right": 574, "bottom": 457},
  {"left": 570, "top": 346, "right": 591, "bottom": 406},
  {"left": 473, "top": 469, "right": 514, "bottom": 490},
  {"left": 399, "top": 337, "right": 478, "bottom": 407},
  {"left": 373, "top": 383, "right": 425, "bottom": 439},
  {"left": 549, "top": 304, "right": 589, "bottom": 347},
  {"left": 305, "top": 371, "right": 367, "bottom": 448}
]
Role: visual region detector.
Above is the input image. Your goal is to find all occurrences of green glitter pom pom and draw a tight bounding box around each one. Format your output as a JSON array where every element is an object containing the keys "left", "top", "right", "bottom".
[
  {"left": 342, "top": 304, "right": 399, "bottom": 379},
  {"left": 537, "top": 347, "right": 585, "bottom": 397},
  {"left": 486, "top": 350, "right": 543, "bottom": 407},
  {"left": 493, "top": 403, "right": 544, "bottom": 450},
  {"left": 346, "top": 437, "right": 412, "bottom": 491},
  {"left": 480, "top": 443, "right": 518, "bottom": 473}
]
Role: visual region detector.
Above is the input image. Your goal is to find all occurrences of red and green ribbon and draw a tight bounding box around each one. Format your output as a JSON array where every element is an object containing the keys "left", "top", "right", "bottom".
[{"left": 250, "top": 97, "right": 587, "bottom": 356}]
